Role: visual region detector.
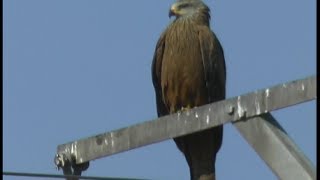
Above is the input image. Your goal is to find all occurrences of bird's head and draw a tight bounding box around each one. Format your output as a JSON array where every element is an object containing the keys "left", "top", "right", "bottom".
[{"left": 169, "top": 0, "right": 210, "bottom": 19}]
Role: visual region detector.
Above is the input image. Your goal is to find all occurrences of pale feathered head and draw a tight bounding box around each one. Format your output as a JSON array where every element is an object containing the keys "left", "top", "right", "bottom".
[{"left": 169, "top": 0, "right": 210, "bottom": 20}]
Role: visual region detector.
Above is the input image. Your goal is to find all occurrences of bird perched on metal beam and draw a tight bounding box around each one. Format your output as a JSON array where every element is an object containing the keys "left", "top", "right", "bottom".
[{"left": 151, "top": 0, "right": 226, "bottom": 179}]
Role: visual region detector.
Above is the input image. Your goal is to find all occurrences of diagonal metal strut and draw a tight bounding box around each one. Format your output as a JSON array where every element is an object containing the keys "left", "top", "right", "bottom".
[{"left": 234, "top": 113, "right": 316, "bottom": 180}]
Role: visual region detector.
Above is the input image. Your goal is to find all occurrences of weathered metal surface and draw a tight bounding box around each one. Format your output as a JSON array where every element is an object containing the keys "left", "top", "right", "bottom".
[
  {"left": 56, "top": 75, "right": 316, "bottom": 165},
  {"left": 233, "top": 113, "right": 316, "bottom": 180}
]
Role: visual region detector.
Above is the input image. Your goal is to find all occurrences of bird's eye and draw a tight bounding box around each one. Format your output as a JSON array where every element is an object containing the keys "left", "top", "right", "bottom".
[{"left": 179, "top": 3, "right": 191, "bottom": 9}]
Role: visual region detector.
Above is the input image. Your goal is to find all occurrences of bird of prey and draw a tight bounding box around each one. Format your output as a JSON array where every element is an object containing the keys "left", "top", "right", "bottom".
[{"left": 151, "top": 0, "right": 226, "bottom": 179}]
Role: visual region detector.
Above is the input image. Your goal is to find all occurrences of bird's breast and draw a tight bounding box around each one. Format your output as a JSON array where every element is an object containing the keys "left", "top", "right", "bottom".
[{"left": 161, "top": 27, "right": 208, "bottom": 113}]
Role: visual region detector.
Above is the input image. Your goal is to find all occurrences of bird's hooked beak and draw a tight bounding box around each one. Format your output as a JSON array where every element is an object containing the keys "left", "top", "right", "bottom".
[{"left": 169, "top": 3, "right": 179, "bottom": 18}]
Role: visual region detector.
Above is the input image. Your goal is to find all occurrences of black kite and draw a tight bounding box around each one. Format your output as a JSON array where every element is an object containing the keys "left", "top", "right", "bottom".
[{"left": 151, "top": 0, "right": 226, "bottom": 179}]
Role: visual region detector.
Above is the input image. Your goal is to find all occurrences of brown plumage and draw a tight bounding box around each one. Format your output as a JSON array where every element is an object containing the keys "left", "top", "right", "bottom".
[{"left": 151, "top": 0, "right": 226, "bottom": 180}]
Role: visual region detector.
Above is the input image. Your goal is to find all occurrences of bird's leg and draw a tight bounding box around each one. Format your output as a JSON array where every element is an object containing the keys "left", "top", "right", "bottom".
[
  {"left": 181, "top": 105, "right": 191, "bottom": 111},
  {"left": 180, "top": 105, "right": 198, "bottom": 117},
  {"left": 180, "top": 105, "right": 194, "bottom": 113}
]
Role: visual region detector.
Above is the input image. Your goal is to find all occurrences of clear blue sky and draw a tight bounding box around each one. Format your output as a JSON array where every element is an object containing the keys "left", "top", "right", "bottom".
[{"left": 3, "top": 0, "right": 316, "bottom": 179}]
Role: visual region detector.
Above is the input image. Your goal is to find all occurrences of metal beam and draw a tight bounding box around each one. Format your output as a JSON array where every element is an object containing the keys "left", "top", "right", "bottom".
[
  {"left": 55, "top": 75, "right": 316, "bottom": 166},
  {"left": 3, "top": 171, "right": 148, "bottom": 180},
  {"left": 233, "top": 113, "right": 316, "bottom": 180}
]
